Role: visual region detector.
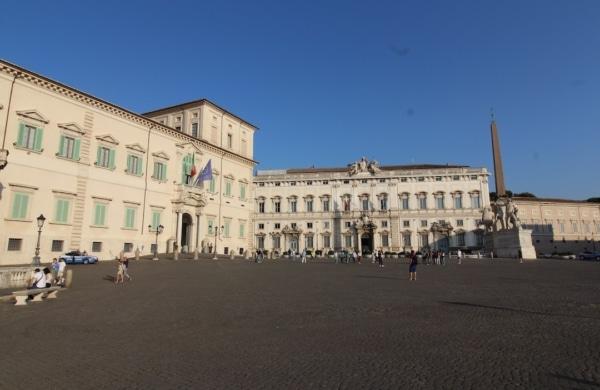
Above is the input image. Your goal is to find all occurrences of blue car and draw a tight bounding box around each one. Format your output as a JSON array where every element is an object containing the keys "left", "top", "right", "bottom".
[
  {"left": 59, "top": 251, "right": 99, "bottom": 265},
  {"left": 578, "top": 252, "right": 600, "bottom": 261}
]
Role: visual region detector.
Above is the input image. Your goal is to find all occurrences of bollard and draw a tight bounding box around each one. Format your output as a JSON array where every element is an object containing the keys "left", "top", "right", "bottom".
[{"left": 65, "top": 269, "right": 73, "bottom": 288}]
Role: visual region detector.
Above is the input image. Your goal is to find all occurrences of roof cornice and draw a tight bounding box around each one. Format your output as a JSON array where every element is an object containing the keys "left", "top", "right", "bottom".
[{"left": 0, "top": 59, "right": 258, "bottom": 167}]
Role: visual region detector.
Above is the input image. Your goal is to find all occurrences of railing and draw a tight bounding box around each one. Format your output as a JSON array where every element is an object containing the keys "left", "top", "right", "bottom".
[{"left": 0, "top": 267, "right": 34, "bottom": 289}]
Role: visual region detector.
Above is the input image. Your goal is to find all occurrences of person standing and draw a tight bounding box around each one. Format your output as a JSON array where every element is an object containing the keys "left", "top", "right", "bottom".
[
  {"left": 371, "top": 251, "right": 376, "bottom": 264},
  {"left": 441, "top": 251, "right": 446, "bottom": 266},
  {"left": 51, "top": 258, "right": 59, "bottom": 282},
  {"left": 378, "top": 250, "right": 384, "bottom": 268},
  {"left": 115, "top": 258, "right": 125, "bottom": 284},
  {"left": 57, "top": 259, "right": 67, "bottom": 287},
  {"left": 123, "top": 257, "right": 132, "bottom": 281},
  {"left": 409, "top": 250, "right": 418, "bottom": 281},
  {"left": 457, "top": 249, "right": 462, "bottom": 265},
  {"left": 301, "top": 249, "right": 307, "bottom": 264}
]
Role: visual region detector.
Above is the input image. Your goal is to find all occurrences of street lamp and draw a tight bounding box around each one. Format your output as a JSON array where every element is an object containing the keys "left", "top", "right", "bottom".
[
  {"left": 33, "top": 214, "right": 46, "bottom": 266},
  {"left": 213, "top": 225, "right": 224, "bottom": 260},
  {"left": 148, "top": 224, "right": 164, "bottom": 261}
]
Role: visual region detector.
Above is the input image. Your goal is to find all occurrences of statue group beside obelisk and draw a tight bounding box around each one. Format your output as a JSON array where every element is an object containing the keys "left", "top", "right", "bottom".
[{"left": 480, "top": 117, "right": 536, "bottom": 259}]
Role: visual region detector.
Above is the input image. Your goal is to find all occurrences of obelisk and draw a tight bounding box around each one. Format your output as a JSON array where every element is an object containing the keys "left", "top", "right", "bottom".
[{"left": 490, "top": 118, "right": 506, "bottom": 197}]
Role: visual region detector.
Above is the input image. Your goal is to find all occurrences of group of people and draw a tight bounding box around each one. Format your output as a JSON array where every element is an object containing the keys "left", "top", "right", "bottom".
[
  {"left": 114, "top": 252, "right": 132, "bottom": 284},
  {"left": 421, "top": 251, "right": 448, "bottom": 266},
  {"left": 30, "top": 258, "right": 67, "bottom": 289}
]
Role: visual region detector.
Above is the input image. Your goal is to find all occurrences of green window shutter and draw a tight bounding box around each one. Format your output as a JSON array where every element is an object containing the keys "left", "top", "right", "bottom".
[
  {"left": 94, "top": 204, "right": 100, "bottom": 225},
  {"left": 34, "top": 128, "right": 43, "bottom": 151},
  {"left": 55, "top": 200, "right": 62, "bottom": 222},
  {"left": 73, "top": 139, "right": 81, "bottom": 161},
  {"left": 19, "top": 194, "right": 28, "bottom": 219},
  {"left": 152, "top": 162, "right": 158, "bottom": 179},
  {"left": 17, "top": 123, "right": 25, "bottom": 147},
  {"left": 152, "top": 212, "right": 160, "bottom": 229},
  {"left": 101, "top": 205, "right": 106, "bottom": 225},
  {"left": 62, "top": 200, "right": 70, "bottom": 222},
  {"left": 161, "top": 163, "right": 167, "bottom": 180},
  {"left": 126, "top": 155, "right": 132, "bottom": 173},
  {"left": 109, "top": 149, "right": 116, "bottom": 169},
  {"left": 125, "top": 208, "right": 135, "bottom": 228},
  {"left": 96, "top": 147, "right": 102, "bottom": 165},
  {"left": 58, "top": 135, "right": 66, "bottom": 157},
  {"left": 137, "top": 157, "right": 143, "bottom": 176},
  {"left": 11, "top": 194, "right": 23, "bottom": 218}
]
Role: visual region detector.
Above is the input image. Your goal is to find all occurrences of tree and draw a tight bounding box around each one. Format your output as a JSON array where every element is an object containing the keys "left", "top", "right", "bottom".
[
  {"left": 587, "top": 197, "right": 600, "bottom": 203},
  {"left": 514, "top": 192, "right": 536, "bottom": 198}
]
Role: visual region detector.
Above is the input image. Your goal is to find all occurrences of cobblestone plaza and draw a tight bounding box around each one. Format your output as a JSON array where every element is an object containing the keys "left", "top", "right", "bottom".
[{"left": 1, "top": 258, "right": 599, "bottom": 389}]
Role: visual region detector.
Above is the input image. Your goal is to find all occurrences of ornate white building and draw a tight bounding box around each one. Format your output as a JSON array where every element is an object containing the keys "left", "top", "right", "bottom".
[
  {"left": 253, "top": 158, "right": 491, "bottom": 254},
  {"left": 0, "top": 60, "right": 256, "bottom": 265}
]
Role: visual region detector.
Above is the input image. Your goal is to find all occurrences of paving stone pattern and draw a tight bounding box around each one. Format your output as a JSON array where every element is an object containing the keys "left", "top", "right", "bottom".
[{"left": 1, "top": 258, "right": 600, "bottom": 389}]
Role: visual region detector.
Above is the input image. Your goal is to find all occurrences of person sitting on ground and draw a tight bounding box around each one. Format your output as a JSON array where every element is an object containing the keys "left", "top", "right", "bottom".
[{"left": 43, "top": 267, "right": 53, "bottom": 287}]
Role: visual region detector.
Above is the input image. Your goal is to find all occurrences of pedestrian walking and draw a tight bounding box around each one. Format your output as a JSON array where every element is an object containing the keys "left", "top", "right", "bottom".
[
  {"left": 441, "top": 251, "right": 446, "bottom": 266},
  {"left": 123, "top": 257, "right": 132, "bottom": 281},
  {"left": 115, "top": 258, "right": 125, "bottom": 284},
  {"left": 409, "top": 250, "right": 418, "bottom": 281},
  {"left": 352, "top": 251, "right": 358, "bottom": 264},
  {"left": 57, "top": 258, "right": 67, "bottom": 286},
  {"left": 457, "top": 249, "right": 462, "bottom": 265},
  {"left": 378, "top": 250, "right": 384, "bottom": 268},
  {"left": 371, "top": 251, "right": 376, "bottom": 264},
  {"left": 301, "top": 249, "right": 307, "bottom": 264}
]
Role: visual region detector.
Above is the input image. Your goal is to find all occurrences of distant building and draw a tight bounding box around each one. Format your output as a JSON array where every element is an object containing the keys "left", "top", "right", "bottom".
[
  {"left": 513, "top": 197, "right": 600, "bottom": 254},
  {"left": 253, "top": 158, "right": 490, "bottom": 254},
  {"left": 0, "top": 60, "right": 256, "bottom": 265}
]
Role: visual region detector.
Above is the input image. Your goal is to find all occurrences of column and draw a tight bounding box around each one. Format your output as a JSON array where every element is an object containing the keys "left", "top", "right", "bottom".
[
  {"left": 195, "top": 213, "right": 201, "bottom": 251},
  {"left": 174, "top": 211, "right": 181, "bottom": 251},
  {"left": 357, "top": 230, "right": 362, "bottom": 253}
]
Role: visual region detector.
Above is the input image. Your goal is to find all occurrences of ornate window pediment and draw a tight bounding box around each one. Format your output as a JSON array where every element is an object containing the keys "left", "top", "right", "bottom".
[
  {"left": 224, "top": 173, "right": 235, "bottom": 180},
  {"left": 239, "top": 178, "right": 249, "bottom": 184},
  {"left": 16, "top": 109, "right": 49, "bottom": 124},
  {"left": 152, "top": 151, "right": 170, "bottom": 160},
  {"left": 176, "top": 142, "right": 203, "bottom": 155},
  {"left": 57, "top": 122, "right": 85, "bottom": 135},
  {"left": 126, "top": 143, "right": 146, "bottom": 154},
  {"left": 95, "top": 134, "right": 119, "bottom": 145}
]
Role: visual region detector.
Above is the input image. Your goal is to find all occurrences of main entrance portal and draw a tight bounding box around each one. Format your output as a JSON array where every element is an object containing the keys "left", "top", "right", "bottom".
[
  {"left": 361, "top": 233, "right": 373, "bottom": 254},
  {"left": 181, "top": 213, "right": 193, "bottom": 253},
  {"left": 290, "top": 237, "right": 298, "bottom": 253}
]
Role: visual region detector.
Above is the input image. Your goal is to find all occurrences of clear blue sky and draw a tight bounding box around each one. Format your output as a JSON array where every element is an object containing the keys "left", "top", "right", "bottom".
[{"left": 1, "top": 0, "right": 599, "bottom": 199}]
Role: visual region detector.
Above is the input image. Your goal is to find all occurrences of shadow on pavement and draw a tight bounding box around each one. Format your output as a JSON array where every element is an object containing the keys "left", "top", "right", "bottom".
[
  {"left": 550, "top": 373, "right": 600, "bottom": 387},
  {"left": 440, "top": 301, "right": 600, "bottom": 321},
  {"left": 356, "top": 275, "right": 399, "bottom": 280}
]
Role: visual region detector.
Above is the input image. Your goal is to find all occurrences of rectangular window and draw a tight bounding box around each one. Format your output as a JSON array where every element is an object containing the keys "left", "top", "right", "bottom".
[
  {"left": 401, "top": 197, "right": 409, "bottom": 210},
  {"left": 258, "top": 201, "right": 265, "bottom": 213},
  {"left": 323, "top": 221, "right": 330, "bottom": 229},
  {"left": 362, "top": 199, "right": 369, "bottom": 211},
  {"left": 323, "top": 199, "right": 330, "bottom": 212},
  {"left": 223, "top": 220, "right": 231, "bottom": 237},
  {"left": 96, "top": 146, "right": 114, "bottom": 169},
  {"left": 380, "top": 198, "right": 387, "bottom": 210},
  {"left": 307, "top": 222, "right": 313, "bottom": 229},
  {"left": 151, "top": 211, "right": 161, "bottom": 230},
  {"left": 51, "top": 240, "right": 64, "bottom": 252},
  {"left": 419, "top": 196, "right": 427, "bottom": 210},
  {"left": 275, "top": 182, "right": 280, "bottom": 187},
  {"left": 572, "top": 223, "right": 578, "bottom": 233},
  {"left": 123, "top": 243, "right": 133, "bottom": 252},
  {"left": 124, "top": 207, "right": 136, "bottom": 229},
  {"left": 209, "top": 177, "right": 216, "bottom": 193},
  {"left": 345, "top": 221, "right": 352, "bottom": 228},
  {"left": 403, "top": 233, "right": 411, "bottom": 247},
  {"left": 58, "top": 135, "right": 80, "bottom": 160},
  {"left": 290, "top": 200, "right": 297, "bottom": 213},
  {"left": 470, "top": 175, "right": 478, "bottom": 180},
  {"left": 322, "top": 180, "right": 328, "bottom": 185},
  {"left": 274, "top": 223, "right": 281, "bottom": 229},
  {"left": 227, "top": 133, "right": 233, "bottom": 149},
  {"left": 403, "top": 220, "right": 410, "bottom": 228},
  {"left": 153, "top": 161, "right": 167, "bottom": 181},
  {"left": 239, "top": 222, "right": 245, "bottom": 238},
  {"left": 345, "top": 235, "right": 352, "bottom": 247},
  {"left": 559, "top": 222, "right": 565, "bottom": 233},
  {"left": 307, "top": 181, "right": 313, "bottom": 185},
  {"left": 225, "top": 180, "right": 232, "bottom": 196},
  {"left": 273, "top": 236, "right": 280, "bottom": 249},
  {"left": 418, "top": 177, "right": 424, "bottom": 182},
  {"left": 457, "top": 219, "right": 464, "bottom": 227},
  {"left": 258, "top": 182, "right": 265, "bottom": 187},
  {"left": 436, "top": 196, "right": 445, "bottom": 209},
  {"left": 435, "top": 176, "right": 442, "bottom": 181},
  {"left": 382, "top": 221, "right": 388, "bottom": 228},
  {"left": 291, "top": 223, "right": 297, "bottom": 229},
  {"left": 343, "top": 180, "right": 349, "bottom": 184},
  {"left": 207, "top": 218, "right": 215, "bottom": 235},
  {"left": 93, "top": 203, "right": 107, "bottom": 226},
  {"left": 17, "top": 124, "right": 43, "bottom": 151},
  {"left": 127, "top": 154, "right": 142, "bottom": 176},
  {"left": 306, "top": 236, "right": 314, "bottom": 248},
  {"left": 456, "top": 233, "right": 465, "bottom": 247},
  {"left": 400, "top": 177, "right": 407, "bottom": 182},
  {"left": 454, "top": 195, "right": 462, "bottom": 209},
  {"left": 420, "top": 233, "right": 429, "bottom": 248},
  {"left": 258, "top": 223, "right": 265, "bottom": 230},
  {"left": 382, "top": 234, "right": 389, "bottom": 247},
  {"left": 453, "top": 176, "right": 460, "bottom": 181},
  {"left": 92, "top": 241, "right": 102, "bottom": 252},
  {"left": 421, "top": 220, "right": 428, "bottom": 228},
  {"left": 471, "top": 194, "right": 481, "bottom": 209},
  {"left": 306, "top": 199, "right": 313, "bottom": 212},
  {"left": 11, "top": 192, "right": 29, "bottom": 219},
  {"left": 191, "top": 123, "right": 199, "bottom": 138},
  {"left": 54, "top": 199, "right": 70, "bottom": 223},
  {"left": 323, "top": 235, "right": 330, "bottom": 248},
  {"left": 275, "top": 201, "right": 281, "bottom": 213},
  {"left": 7, "top": 238, "right": 22, "bottom": 251},
  {"left": 257, "top": 236, "right": 265, "bottom": 250},
  {"left": 240, "top": 183, "right": 246, "bottom": 200}
]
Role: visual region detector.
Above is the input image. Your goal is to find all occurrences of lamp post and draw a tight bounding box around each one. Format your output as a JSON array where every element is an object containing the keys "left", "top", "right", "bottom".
[
  {"left": 148, "top": 224, "right": 164, "bottom": 261},
  {"left": 33, "top": 214, "right": 46, "bottom": 266},
  {"left": 213, "top": 225, "right": 224, "bottom": 260}
]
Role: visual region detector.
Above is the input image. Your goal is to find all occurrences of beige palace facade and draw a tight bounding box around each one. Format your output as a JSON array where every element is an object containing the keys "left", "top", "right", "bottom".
[
  {"left": 514, "top": 197, "right": 600, "bottom": 254},
  {"left": 0, "top": 60, "right": 256, "bottom": 266},
  {"left": 253, "top": 159, "right": 490, "bottom": 254}
]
